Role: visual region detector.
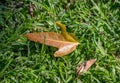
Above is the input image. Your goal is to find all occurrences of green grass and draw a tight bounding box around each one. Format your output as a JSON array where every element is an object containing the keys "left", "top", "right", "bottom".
[{"left": 0, "top": 0, "right": 120, "bottom": 83}]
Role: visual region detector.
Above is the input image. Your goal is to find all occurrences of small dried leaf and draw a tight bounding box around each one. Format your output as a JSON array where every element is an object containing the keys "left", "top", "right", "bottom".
[
  {"left": 29, "top": 3, "right": 34, "bottom": 17},
  {"left": 76, "top": 59, "right": 96, "bottom": 76},
  {"left": 25, "top": 32, "right": 79, "bottom": 57}
]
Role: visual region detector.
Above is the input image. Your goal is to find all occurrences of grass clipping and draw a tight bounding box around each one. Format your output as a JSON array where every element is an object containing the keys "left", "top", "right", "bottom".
[{"left": 25, "top": 22, "right": 79, "bottom": 57}]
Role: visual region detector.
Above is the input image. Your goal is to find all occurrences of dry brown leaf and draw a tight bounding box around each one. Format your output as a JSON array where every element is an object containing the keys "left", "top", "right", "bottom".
[
  {"left": 25, "top": 32, "right": 79, "bottom": 57},
  {"left": 76, "top": 59, "right": 96, "bottom": 76}
]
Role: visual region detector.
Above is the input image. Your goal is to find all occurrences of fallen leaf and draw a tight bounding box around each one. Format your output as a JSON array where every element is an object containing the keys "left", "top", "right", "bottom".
[
  {"left": 76, "top": 59, "right": 96, "bottom": 76},
  {"left": 25, "top": 22, "right": 79, "bottom": 57},
  {"left": 56, "top": 22, "right": 78, "bottom": 42},
  {"left": 25, "top": 32, "right": 79, "bottom": 57}
]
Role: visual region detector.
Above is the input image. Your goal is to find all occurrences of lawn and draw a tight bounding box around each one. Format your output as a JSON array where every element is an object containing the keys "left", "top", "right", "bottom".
[{"left": 0, "top": 0, "right": 120, "bottom": 83}]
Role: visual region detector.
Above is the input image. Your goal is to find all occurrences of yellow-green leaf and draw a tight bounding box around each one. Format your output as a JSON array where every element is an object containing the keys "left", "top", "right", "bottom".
[{"left": 56, "top": 22, "right": 78, "bottom": 42}]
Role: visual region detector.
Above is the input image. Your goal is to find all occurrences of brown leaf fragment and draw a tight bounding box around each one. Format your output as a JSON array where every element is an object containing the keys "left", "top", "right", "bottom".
[
  {"left": 76, "top": 59, "right": 96, "bottom": 76},
  {"left": 25, "top": 32, "right": 79, "bottom": 57},
  {"left": 29, "top": 3, "right": 34, "bottom": 17}
]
